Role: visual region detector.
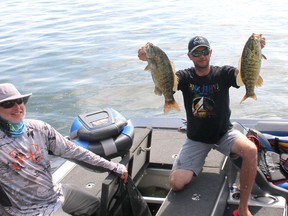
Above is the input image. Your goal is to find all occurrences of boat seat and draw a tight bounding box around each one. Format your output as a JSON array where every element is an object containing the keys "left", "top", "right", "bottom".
[
  {"left": 230, "top": 122, "right": 288, "bottom": 200},
  {"left": 232, "top": 121, "right": 248, "bottom": 135},
  {"left": 231, "top": 153, "right": 288, "bottom": 200}
]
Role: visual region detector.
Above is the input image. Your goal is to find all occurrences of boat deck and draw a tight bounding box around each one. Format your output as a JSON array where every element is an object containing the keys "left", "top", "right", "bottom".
[
  {"left": 152, "top": 128, "right": 229, "bottom": 216},
  {"left": 55, "top": 118, "right": 287, "bottom": 216}
]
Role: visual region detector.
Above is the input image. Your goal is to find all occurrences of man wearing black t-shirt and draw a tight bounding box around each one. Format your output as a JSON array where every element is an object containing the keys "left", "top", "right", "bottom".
[{"left": 169, "top": 36, "right": 265, "bottom": 216}]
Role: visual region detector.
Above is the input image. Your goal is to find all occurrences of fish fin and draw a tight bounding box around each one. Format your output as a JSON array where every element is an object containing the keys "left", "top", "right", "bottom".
[
  {"left": 173, "top": 73, "right": 179, "bottom": 92},
  {"left": 170, "top": 61, "right": 175, "bottom": 71},
  {"left": 170, "top": 61, "right": 179, "bottom": 91},
  {"left": 236, "top": 59, "right": 244, "bottom": 86},
  {"left": 240, "top": 93, "right": 257, "bottom": 104},
  {"left": 154, "top": 87, "right": 162, "bottom": 96},
  {"left": 236, "top": 71, "right": 244, "bottom": 86},
  {"left": 262, "top": 54, "right": 267, "bottom": 60},
  {"left": 144, "top": 64, "right": 152, "bottom": 72},
  {"left": 255, "top": 75, "right": 263, "bottom": 87},
  {"left": 164, "top": 100, "right": 181, "bottom": 113}
]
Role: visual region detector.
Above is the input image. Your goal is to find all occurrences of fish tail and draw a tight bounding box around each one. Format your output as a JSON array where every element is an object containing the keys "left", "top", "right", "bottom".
[
  {"left": 240, "top": 93, "right": 257, "bottom": 104},
  {"left": 164, "top": 100, "right": 180, "bottom": 113}
]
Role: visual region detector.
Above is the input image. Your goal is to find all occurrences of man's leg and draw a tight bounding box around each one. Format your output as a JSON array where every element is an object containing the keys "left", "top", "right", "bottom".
[
  {"left": 231, "top": 135, "right": 258, "bottom": 216},
  {"left": 170, "top": 169, "right": 194, "bottom": 191},
  {"left": 169, "top": 139, "right": 212, "bottom": 191}
]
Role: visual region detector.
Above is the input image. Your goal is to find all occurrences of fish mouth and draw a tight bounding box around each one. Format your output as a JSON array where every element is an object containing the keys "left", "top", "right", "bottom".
[
  {"left": 138, "top": 47, "right": 148, "bottom": 61},
  {"left": 138, "top": 42, "right": 156, "bottom": 61},
  {"left": 138, "top": 42, "right": 152, "bottom": 60}
]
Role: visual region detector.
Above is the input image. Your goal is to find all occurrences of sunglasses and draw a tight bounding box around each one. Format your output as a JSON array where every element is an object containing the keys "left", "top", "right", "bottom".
[
  {"left": 0, "top": 98, "right": 24, "bottom": 109},
  {"left": 191, "top": 48, "right": 210, "bottom": 57}
]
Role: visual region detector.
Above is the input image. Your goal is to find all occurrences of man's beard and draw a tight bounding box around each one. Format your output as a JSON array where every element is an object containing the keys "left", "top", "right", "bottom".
[{"left": 194, "top": 60, "right": 209, "bottom": 71}]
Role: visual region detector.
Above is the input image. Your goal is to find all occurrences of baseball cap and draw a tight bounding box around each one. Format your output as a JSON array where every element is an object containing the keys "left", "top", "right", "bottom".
[{"left": 188, "top": 36, "right": 210, "bottom": 53}]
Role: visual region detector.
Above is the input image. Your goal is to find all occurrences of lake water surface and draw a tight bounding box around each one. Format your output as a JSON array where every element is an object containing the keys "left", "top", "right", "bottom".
[{"left": 1, "top": 0, "right": 288, "bottom": 134}]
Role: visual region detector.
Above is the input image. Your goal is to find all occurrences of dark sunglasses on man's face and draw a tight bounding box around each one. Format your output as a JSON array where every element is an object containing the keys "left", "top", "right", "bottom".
[
  {"left": 0, "top": 98, "right": 24, "bottom": 109},
  {"left": 191, "top": 48, "right": 210, "bottom": 57}
]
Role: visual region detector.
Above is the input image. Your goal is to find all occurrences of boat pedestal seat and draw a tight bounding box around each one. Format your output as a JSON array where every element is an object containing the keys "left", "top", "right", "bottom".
[
  {"left": 231, "top": 121, "right": 288, "bottom": 200},
  {"left": 227, "top": 146, "right": 288, "bottom": 214},
  {"left": 230, "top": 156, "right": 288, "bottom": 200},
  {"left": 70, "top": 108, "right": 135, "bottom": 161}
]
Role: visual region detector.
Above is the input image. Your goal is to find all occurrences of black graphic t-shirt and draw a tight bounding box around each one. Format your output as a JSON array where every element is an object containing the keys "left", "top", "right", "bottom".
[{"left": 176, "top": 65, "right": 239, "bottom": 143}]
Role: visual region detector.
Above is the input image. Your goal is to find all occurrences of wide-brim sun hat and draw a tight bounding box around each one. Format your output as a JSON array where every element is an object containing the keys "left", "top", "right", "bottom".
[{"left": 0, "top": 83, "right": 32, "bottom": 104}]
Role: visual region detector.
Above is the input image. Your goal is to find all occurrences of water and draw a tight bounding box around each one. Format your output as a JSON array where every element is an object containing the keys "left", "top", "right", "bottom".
[{"left": 1, "top": 0, "right": 288, "bottom": 135}]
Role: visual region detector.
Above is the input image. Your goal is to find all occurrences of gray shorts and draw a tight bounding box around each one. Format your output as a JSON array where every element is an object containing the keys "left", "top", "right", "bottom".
[{"left": 172, "top": 129, "right": 245, "bottom": 175}]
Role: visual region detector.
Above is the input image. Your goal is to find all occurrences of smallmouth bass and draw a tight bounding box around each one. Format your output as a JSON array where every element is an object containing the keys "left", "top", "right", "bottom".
[
  {"left": 138, "top": 42, "right": 180, "bottom": 113},
  {"left": 237, "top": 33, "right": 267, "bottom": 103}
]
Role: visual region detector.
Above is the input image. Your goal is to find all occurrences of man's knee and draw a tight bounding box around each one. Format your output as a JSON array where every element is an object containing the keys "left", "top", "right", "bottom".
[
  {"left": 233, "top": 137, "right": 258, "bottom": 161},
  {"left": 243, "top": 142, "right": 258, "bottom": 160},
  {"left": 169, "top": 169, "right": 193, "bottom": 191}
]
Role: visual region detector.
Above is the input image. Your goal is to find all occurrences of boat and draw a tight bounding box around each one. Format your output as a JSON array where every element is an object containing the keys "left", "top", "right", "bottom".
[{"left": 52, "top": 108, "right": 288, "bottom": 216}]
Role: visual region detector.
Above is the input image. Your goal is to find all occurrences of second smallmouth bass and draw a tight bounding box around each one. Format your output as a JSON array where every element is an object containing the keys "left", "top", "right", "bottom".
[{"left": 237, "top": 33, "right": 267, "bottom": 103}]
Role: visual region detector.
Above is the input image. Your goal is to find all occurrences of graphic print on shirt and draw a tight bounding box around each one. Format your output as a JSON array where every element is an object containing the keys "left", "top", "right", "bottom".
[
  {"left": 190, "top": 83, "right": 219, "bottom": 118},
  {"left": 8, "top": 144, "right": 43, "bottom": 171}
]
